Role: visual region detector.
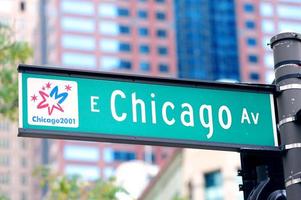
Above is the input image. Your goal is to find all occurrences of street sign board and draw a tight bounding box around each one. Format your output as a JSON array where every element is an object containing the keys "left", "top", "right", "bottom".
[{"left": 18, "top": 65, "right": 279, "bottom": 151}]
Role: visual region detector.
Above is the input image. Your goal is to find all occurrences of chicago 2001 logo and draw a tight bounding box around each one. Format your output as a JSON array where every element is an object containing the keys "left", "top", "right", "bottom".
[{"left": 27, "top": 78, "right": 78, "bottom": 128}]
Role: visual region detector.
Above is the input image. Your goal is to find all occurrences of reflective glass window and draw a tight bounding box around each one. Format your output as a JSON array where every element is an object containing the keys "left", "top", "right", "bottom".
[
  {"left": 250, "top": 73, "right": 260, "bottom": 80},
  {"left": 119, "top": 42, "right": 131, "bottom": 52},
  {"left": 62, "top": 35, "right": 95, "bottom": 50},
  {"left": 246, "top": 38, "right": 257, "bottom": 46},
  {"left": 279, "top": 22, "right": 301, "bottom": 33},
  {"left": 99, "top": 39, "right": 119, "bottom": 52},
  {"left": 260, "top": 2, "right": 273, "bottom": 17},
  {"left": 264, "top": 53, "right": 274, "bottom": 69},
  {"left": 120, "top": 60, "right": 132, "bottom": 69},
  {"left": 118, "top": 8, "right": 130, "bottom": 16},
  {"left": 99, "top": 22, "right": 119, "bottom": 35},
  {"left": 103, "top": 148, "right": 114, "bottom": 163},
  {"left": 204, "top": 171, "right": 223, "bottom": 200},
  {"left": 65, "top": 165, "right": 100, "bottom": 180},
  {"left": 64, "top": 145, "right": 100, "bottom": 162},
  {"left": 158, "top": 46, "right": 168, "bottom": 55},
  {"left": 156, "top": 12, "right": 166, "bottom": 20},
  {"left": 265, "top": 71, "right": 275, "bottom": 83},
  {"left": 140, "top": 45, "right": 150, "bottom": 54},
  {"left": 61, "top": 0, "right": 94, "bottom": 15},
  {"left": 139, "top": 27, "right": 149, "bottom": 36},
  {"left": 277, "top": 5, "right": 301, "bottom": 20},
  {"left": 248, "top": 55, "right": 258, "bottom": 63},
  {"left": 61, "top": 17, "right": 95, "bottom": 33},
  {"left": 244, "top": 3, "right": 254, "bottom": 12},
  {"left": 98, "top": 3, "right": 117, "bottom": 17},
  {"left": 138, "top": 10, "right": 148, "bottom": 18},
  {"left": 159, "top": 63, "right": 169, "bottom": 72},
  {"left": 262, "top": 20, "right": 275, "bottom": 33},
  {"left": 62, "top": 53, "right": 96, "bottom": 68},
  {"left": 140, "top": 61, "right": 150, "bottom": 71},
  {"left": 104, "top": 167, "right": 115, "bottom": 179},
  {"left": 119, "top": 25, "right": 130, "bottom": 34},
  {"left": 101, "top": 57, "right": 119, "bottom": 70},
  {"left": 157, "top": 29, "right": 167, "bottom": 38},
  {"left": 245, "top": 20, "right": 256, "bottom": 29}
]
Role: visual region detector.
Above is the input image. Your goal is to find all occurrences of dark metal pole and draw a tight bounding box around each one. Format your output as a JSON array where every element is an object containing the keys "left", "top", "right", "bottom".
[{"left": 271, "top": 32, "right": 301, "bottom": 200}]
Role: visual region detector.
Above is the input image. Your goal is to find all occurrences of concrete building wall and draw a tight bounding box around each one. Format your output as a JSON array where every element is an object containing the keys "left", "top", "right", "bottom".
[
  {"left": 140, "top": 149, "right": 243, "bottom": 200},
  {"left": 0, "top": 1, "right": 42, "bottom": 199}
]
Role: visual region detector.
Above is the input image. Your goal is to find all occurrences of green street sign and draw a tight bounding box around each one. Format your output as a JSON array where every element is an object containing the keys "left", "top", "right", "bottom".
[{"left": 18, "top": 65, "right": 279, "bottom": 151}]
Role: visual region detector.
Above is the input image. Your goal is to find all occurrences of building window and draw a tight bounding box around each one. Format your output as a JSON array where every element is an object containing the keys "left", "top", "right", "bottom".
[
  {"left": 262, "top": 20, "right": 275, "bottom": 33},
  {"left": 100, "top": 39, "right": 118, "bottom": 52},
  {"left": 158, "top": 46, "right": 168, "bottom": 55},
  {"left": 101, "top": 56, "right": 119, "bottom": 70},
  {"left": 157, "top": 29, "right": 167, "bottom": 38},
  {"left": 98, "top": 3, "right": 117, "bottom": 17},
  {"left": 0, "top": 155, "right": 9, "bottom": 166},
  {"left": 204, "top": 171, "right": 223, "bottom": 200},
  {"left": 61, "top": 0, "right": 94, "bottom": 15},
  {"left": 244, "top": 3, "right": 254, "bottom": 12},
  {"left": 62, "top": 35, "right": 95, "bottom": 51},
  {"left": 137, "top": 10, "right": 148, "bottom": 19},
  {"left": 99, "top": 22, "right": 118, "bottom": 35},
  {"left": 260, "top": 2, "right": 273, "bottom": 17},
  {"left": 104, "top": 167, "right": 115, "bottom": 179},
  {"left": 119, "top": 25, "right": 130, "bottom": 34},
  {"left": 103, "top": 148, "right": 114, "bottom": 163},
  {"left": 139, "top": 27, "right": 149, "bottom": 36},
  {"left": 0, "top": 173, "right": 10, "bottom": 185},
  {"left": 120, "top": 60, "right": 132, "bottom": 69},
  {"left": 21, "top": 157, "right": 27, "bottom": 167},
  {"left": 156, "top": 12, "right": 166, "bottom": 20},
  {"left": 20, "top": 140, "right": 26, "bottom": 149},
  {"left": 61, "top": 17, "right": 95, "bottom": 33},
  {"left": 64, "top": 145, "right": 100, "bottom": 162},
  {"left": 21, "top": 175, "right": 27, "bottom": 185},
  {"left": 245, "top": 20, "right": 256, "bottom": 29},
  {"left": 113, "top": 151, "right": 136, "bottom": 161},
  {"left": 119, "top": 43, "right": 131, "bottom": 52},
  {"left": 250, "top": 73, "right": 260, "bottom": 81},
  {"left": 248, "top": 55, "right": 258, "bottom": 63},
  {"left": 0, "top": 139, "right": 9, "bottom": 149},
  {"left": 277, "top": 5, "right": 301, "bottom": 20},
  {"left": 21, "top": 192, "right": 27, "bottom": 200},
  {"left": 140, "top": 61, "right": 150, "bottom": 71},
  {"left": 279, "top": 21, "right": 301, "bottom": 34},
  {"left": 20, "top": 1, "right": 26, "bottom": 12},
  {"left": 246, "top": 38, "right": 257, "bottom": 46},
  {"left": 103, "top": 149, "right": 136, "bottom": 162},
  {"left": 140, "top": 45, "right": 150, "bottom": 54},
  {"left": 62, "top": 53, "right": 96, "bottom": 68},
  {"left": 65, "top": 165, "right": 100, "bottom": 180},
  {"left": 143, "top": 152, "right": 156, "bottom": 163},
  {"left": 0, "top": 121, "right": 10, "bottom": 132},
  {"left": 159, "top": 63, "right": 169, "bottom": 72},
  {"left": 118, "top": 8, "right": 130, "bottom": 17}
]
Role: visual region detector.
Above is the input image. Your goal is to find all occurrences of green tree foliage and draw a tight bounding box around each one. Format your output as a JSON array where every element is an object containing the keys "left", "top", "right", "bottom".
[
  {"left": 0, "top": 24, "right": 33, "bottom": 121},
  {"left": 0, "top": 195, "right": 9, "bottom": 200},
  {"left": 33, "top": 166, "right": 127, "bottom": 200}
]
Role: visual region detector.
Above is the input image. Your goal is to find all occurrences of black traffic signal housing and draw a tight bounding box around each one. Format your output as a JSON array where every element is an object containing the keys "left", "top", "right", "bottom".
[{"left": 239, "top": 150, "right": 286, "bottom": 200}]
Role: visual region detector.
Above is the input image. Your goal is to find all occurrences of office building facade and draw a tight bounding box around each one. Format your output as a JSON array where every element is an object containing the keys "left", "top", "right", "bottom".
[
  {"left": 0, "top": 0, "right": 42, "bottom": 200},
  {"left": 175, "top": 0, "right": 301, "bottom": 83},
  {"left": 174, "top": 0, "right": 240, "bottom": 81},
  {"left": 45, "top": 0, "right": 177, "bottom": 181},
  {"left": 237, "top": 0, "right": 301, "bottom": 83}
]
